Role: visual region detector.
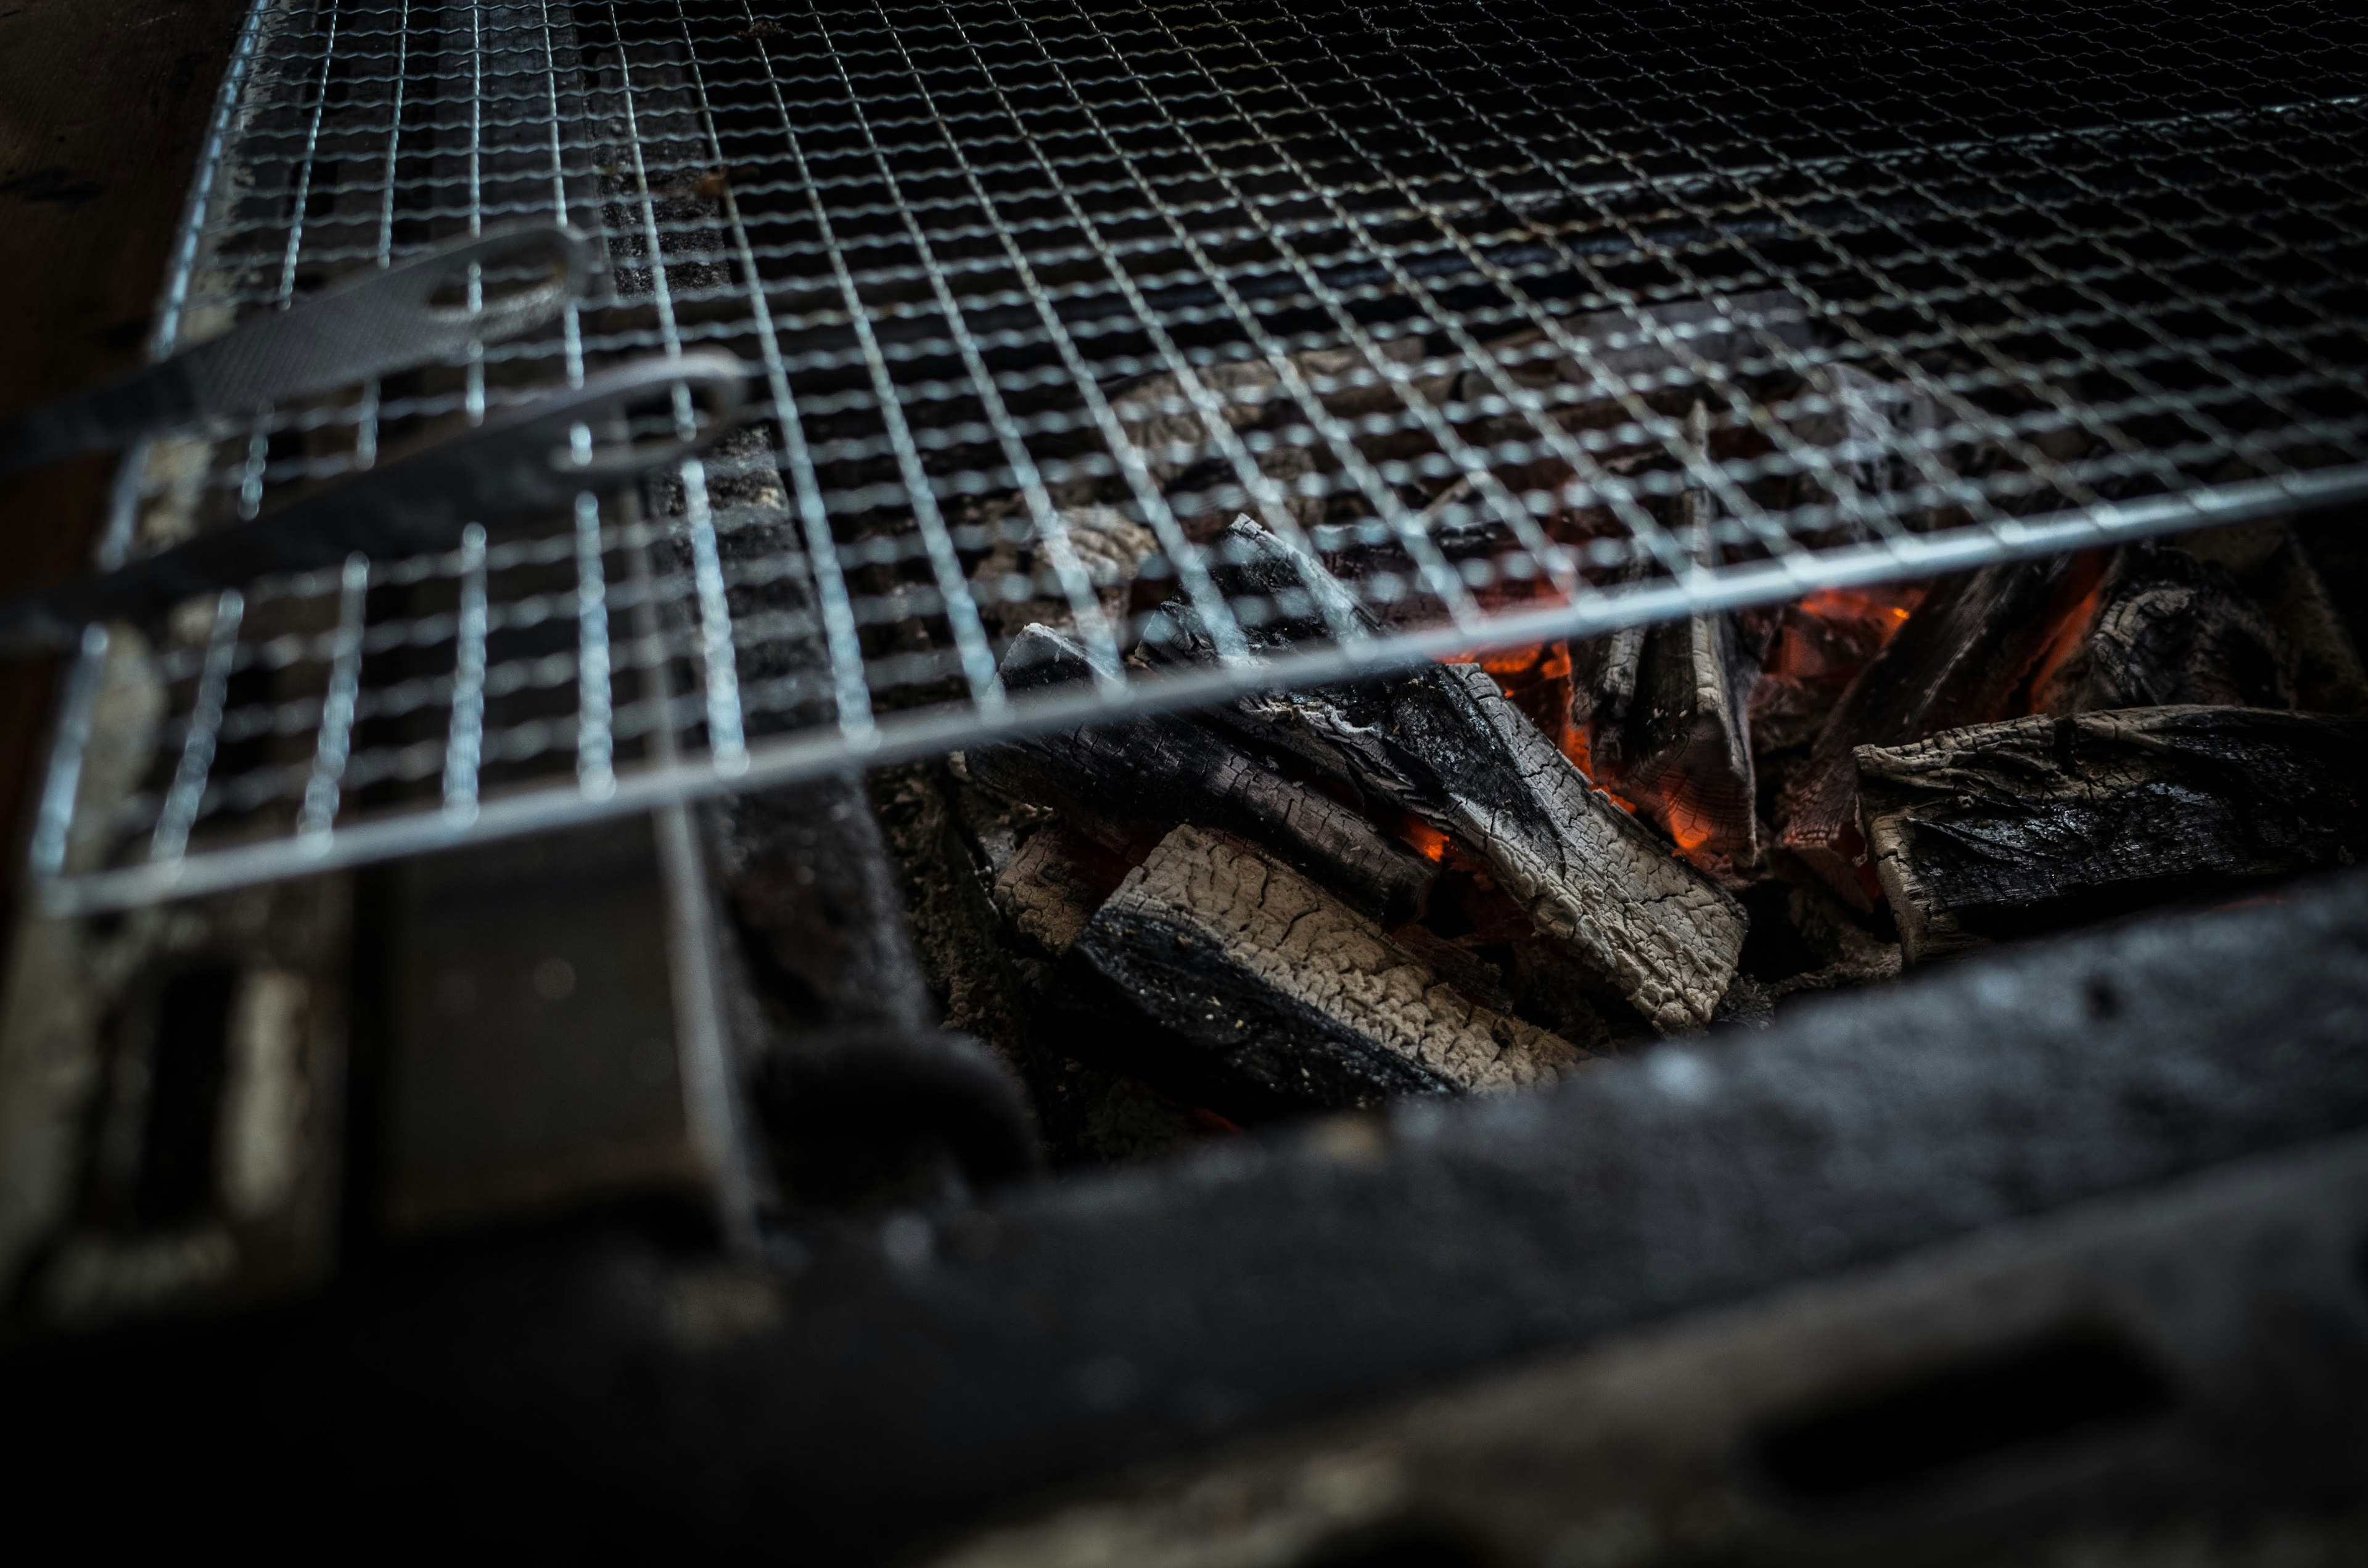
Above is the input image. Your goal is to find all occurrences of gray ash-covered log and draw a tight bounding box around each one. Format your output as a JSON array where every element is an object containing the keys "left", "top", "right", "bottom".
[
  {"left": 1858, "top": 705, "right": 2368, "bottom": 963},
  {"left": 1149, "top": 518, "right": 1747, "bottom": 1032},
  {"left": 1775, "top": 549, "right": 2105, "bottom": 905},
  {"left": 1050, "top": 826, "right": 1588, "bottom": 1118},
  {"left": 968, "top": 625, "right": 1436, "bottom": 922}
]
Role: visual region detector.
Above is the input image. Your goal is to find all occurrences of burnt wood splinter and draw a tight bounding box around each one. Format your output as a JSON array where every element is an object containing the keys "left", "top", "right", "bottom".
[{"left": 1571, "top": 404, "right": 1762, "bottom": 869}]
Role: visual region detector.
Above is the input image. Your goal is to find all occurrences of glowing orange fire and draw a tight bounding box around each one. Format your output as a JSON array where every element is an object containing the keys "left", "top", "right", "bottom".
[
  {"left": 1431, "top": 578, "right": 1935, "bottom": 869},
  {"left": 2016, "top": 553, "right": 2110, "bottom": 711},
  {"left": 1402, "top": 819, "right": 1453, "bottom": 864}
]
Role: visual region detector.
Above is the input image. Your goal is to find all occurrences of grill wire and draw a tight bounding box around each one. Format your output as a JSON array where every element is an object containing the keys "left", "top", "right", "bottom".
[{"left": 30, "top": 0, "right": 2368, "bottom": 913}]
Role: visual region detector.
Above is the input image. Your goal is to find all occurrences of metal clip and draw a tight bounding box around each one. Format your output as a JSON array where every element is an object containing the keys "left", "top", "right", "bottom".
[{"left": 0, "top": 221, "right": 601, "bottom": 475}]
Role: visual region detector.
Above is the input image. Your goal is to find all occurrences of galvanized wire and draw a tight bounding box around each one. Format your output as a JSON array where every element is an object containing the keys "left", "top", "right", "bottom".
[{"left": 29, "top": 0, "right": 2368, "bottom": 914}]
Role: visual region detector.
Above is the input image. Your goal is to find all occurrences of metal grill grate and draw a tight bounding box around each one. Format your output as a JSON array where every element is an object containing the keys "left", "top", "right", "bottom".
[{"left": 30, "top": 0, "right": 2368, "bottom": 913}]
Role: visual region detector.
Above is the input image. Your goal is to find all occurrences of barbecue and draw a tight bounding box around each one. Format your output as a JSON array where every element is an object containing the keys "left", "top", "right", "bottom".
[{"left": 4, "top": 0, "right": 2368, "bottom": 1558}]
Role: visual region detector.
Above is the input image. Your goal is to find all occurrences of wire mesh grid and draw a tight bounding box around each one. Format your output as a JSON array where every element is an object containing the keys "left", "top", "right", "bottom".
[{"left": 29, "top": 0, "right": 2368, "bottom": 913}]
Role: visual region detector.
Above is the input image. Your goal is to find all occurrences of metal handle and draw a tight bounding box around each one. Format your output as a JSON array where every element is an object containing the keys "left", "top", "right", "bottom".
[
  {"left": 0, "top": 351, "right": 749, "bottom": 655},
  {"left": 0, "top": 221, "right": 600, "bottom": 475}
]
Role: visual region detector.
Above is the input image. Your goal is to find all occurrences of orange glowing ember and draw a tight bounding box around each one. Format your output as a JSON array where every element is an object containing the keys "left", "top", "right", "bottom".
[
  {"left": 2018, "top": 552, "right": 2111, "bottom": 712},
  {"left": 1796, "top": 586, "right": 1918, "bottom": 628},
  {"left": 1661, "top": 793, "right": 1720, "bottom": 857},
  {"left": 1764, "top": 581, "right": 1927, "bottom": 687},
  {"left": 1402, "top": 819, "right": 1453, "bottom": 863},
  {"left": 1442, "top": 639, "right": 1644, "bottom": 811}
]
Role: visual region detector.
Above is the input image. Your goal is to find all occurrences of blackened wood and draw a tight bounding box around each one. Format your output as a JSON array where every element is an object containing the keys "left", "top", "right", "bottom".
[
  {"left": 1859, "top": 705, "right": 2368, "bottom": 962},
  {"left": 1575, "top": 608, "right": 1760, "bottom": 866},
  {"left": 2034, "top": 540, "right": 2287, "bottom": 714},
  {"left": 1152, "top": 518, "right": 1746, "bottom": 1031},
  {"left": 1056, "top": 826, "right": 1586, "bottom": 1119},
  {"left": 2184, "top": 518, "right": 2368, "bottom": 715},
  {"left": 1571, "top": 412, "right": 1761, "bottom": 868},
  {"left": 1775, "top": 550, "right": 2103, "bottom": 907},
  {"left": 971, "top": 625, "right": 1437, "bottom": 921},
  {"left": 990, "top": 824, "right": 1116, "bottom": 958},
  {"left": 1748, "top": 586, "right": 1925, "bottom": 776}
]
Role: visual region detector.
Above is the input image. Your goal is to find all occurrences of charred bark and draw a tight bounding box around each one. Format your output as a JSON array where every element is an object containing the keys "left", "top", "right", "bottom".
[
  {"left": 1148, "top": 518, "right": 1747, "bottom": 1032},
  {"left": 1858, "top": 705, "right": 2368, "bottom": 962},
  {"left": 2184, "top": 518, "right": 2368, "bottom": 716},
  {"left": 1775, "top": 550, "right": 2103, "bottom": 906},
  {"left": 1052, "top": 826, "right": 1587, "bottom": 1119},
  {"left": 2034, "top": 540, "right": 2287, "bottom": 714}
]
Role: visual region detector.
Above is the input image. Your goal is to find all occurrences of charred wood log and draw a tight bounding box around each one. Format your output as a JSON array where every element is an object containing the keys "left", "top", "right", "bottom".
[
  {"left": 970, "top": 625, "right": 1437, "bottom": 922},
  {"left": 1053, "top": 826, "right": 1588, "bottom": 1119},
  {"left": 2184, "top": 518, "right": 2368, "bottom": 715},
  {"left": 1149, "top": 518, "right": 1747, "bottom": 1032},
  {"left": 1857, "top": 706, "right": 2368, "bottom": 963},
  {"left": 983, "top": 820, "right": 1147, "bottom": 964},
  {"left": 2034, "top": 540, "right": 2287, "bottom": 714},
  {"left": 1571, "top": 407, "right": 1762, "bottom": 869},
  {"left": 1775, "top": 550, "right": 2104, "bottom": 906},
  {"left": 1748, "top": 585, "right": 1924, "bottom": 774}
]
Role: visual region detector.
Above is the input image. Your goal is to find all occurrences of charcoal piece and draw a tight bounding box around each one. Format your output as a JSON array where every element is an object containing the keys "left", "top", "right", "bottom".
[
  {"left": 990, "top": 825, "right": 1116, "bottom": 958},
  {"left": 972, "top": 625, "right": 1437, "bottom": 921},
  {"left": 2034, "top": 540, "right": 2287, "bottom": 714},
  {"left": 1748, "top": 585, "right": 1925, "bottom": 771},
  {"left": 1776, "top": 551, "right": 2103, "bottom": 907},
  {"left": 1858, "top": 705, "right": 2368, "bottom": 963},
  {"left": 1148, "top": 519, "right": 1746, "bottom": 1032},
  {"left": 2184, "top": 518, "right": 2368, "bottom": 715},
  {"left": 1056, "top": 826, "right": 1587, "bottom": 1118},
  {"left": 1571, "top": 413, "right": 1762, "bottom": 868}
]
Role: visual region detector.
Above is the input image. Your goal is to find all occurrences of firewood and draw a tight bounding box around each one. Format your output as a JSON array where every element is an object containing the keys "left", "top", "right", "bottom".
[
  {"left": 1775, "top": 550, "right": 2103, "bottom": 906},
  {"left": 971, "top": 625, "right": 1437, "bottom": 921},
  {"left": 1749, "top": 586, "right": 1924, "bottom": 753},
  {"left": 2034, "top": 540, "right": 2287, "bottom": 714},
  {"left": 1053, "top": 825, "right": 1589, "bottom": 1117},
  {"left": 1857, "top": 705, "right": 2368, "bottom": 963},
  {"left": 2181, "top": 519, "right": 2368, "bottom": 715},
  {"left": 990, "top": 826, "right": 1112, "bottom": 959},
  {"left": 1147, "top": 518, "right": 1748, "bottom": 1032},
  {"left": 1570, "top": 404, "right": 1763, "bottom": 869}
]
